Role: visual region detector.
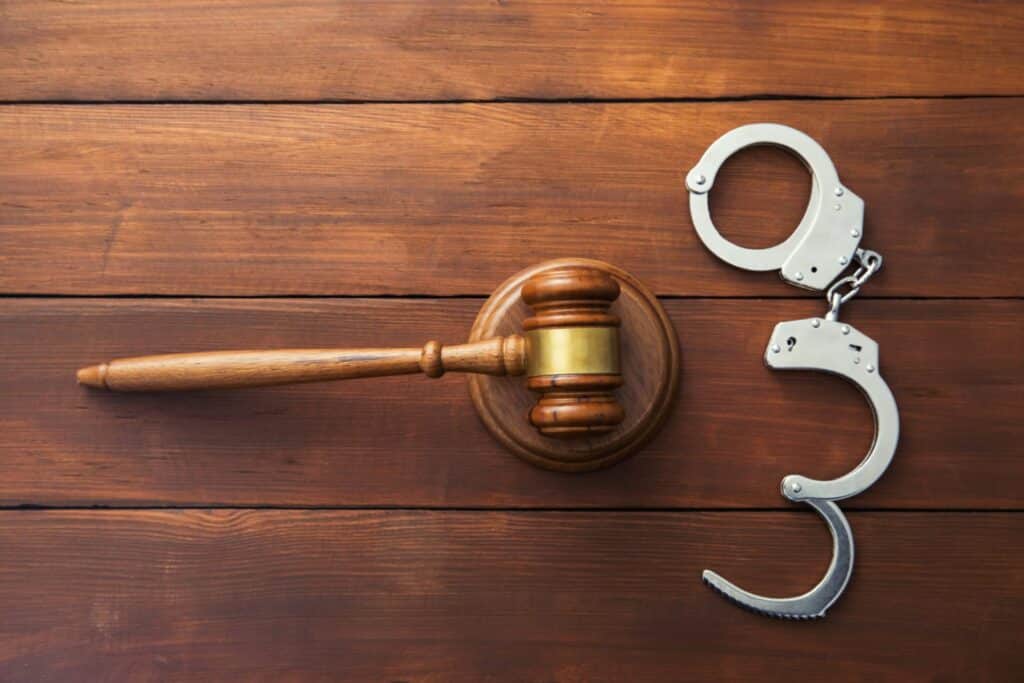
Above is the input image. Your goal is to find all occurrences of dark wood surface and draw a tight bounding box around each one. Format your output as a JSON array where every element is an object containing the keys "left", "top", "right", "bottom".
[
  {"left": 2, "top": 0, "right": 1022, "bottom": 100},
  {"left": 1, "top": 1, "right": 1021, "bottom": 680},
  {"left": 2, "top": 100, "right": 1022, "bottom": 296},
  {"left": 0, "top": 511, "right": 1020, "bottom": 682}
]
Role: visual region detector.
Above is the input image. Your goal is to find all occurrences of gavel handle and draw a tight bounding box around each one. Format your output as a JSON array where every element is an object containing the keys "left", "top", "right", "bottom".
[{"left": 77, "top": 336, "right": 526, "bottom": 391}]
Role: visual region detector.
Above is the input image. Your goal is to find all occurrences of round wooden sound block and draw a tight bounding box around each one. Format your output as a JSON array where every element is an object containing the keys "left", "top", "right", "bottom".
[{"left": 468, "top": 258, "right": 680, "bottom": 472}]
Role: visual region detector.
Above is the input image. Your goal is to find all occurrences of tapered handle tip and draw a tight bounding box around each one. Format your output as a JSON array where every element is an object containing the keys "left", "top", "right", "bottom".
[{"left": 77, "top": 363, "right": 109, "bottom": 389}]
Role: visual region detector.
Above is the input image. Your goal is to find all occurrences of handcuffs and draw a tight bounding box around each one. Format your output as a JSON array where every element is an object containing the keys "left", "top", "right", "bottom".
[{"left": 686, "top": 123, "right": 900, "bottom": 619}]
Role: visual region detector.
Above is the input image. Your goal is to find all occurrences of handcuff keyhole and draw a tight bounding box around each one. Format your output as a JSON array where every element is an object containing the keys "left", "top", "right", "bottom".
[
  {"left": 786, "top": 336, "right": 797, "bottom": 351},
  {"left": 811, "top": 266, "right": 818, "bottom": 273}
]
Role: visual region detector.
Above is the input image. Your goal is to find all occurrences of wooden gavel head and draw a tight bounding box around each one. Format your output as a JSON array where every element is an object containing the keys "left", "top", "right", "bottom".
[{"left": 519, "top": 266, "right": 624, "bottom": 437}]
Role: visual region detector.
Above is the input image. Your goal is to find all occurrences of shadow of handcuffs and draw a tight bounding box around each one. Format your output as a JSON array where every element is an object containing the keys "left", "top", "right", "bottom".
[{"left": 686, "top": 124, "right": 900, "bottom": 619}]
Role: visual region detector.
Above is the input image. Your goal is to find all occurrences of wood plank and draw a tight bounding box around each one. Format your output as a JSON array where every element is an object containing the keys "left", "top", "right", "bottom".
[
  {"left": 1, "top": 100, "right": 1022, "bottom": 296},
  {"left": 1, "top": 1, "right": 1022, "bottom": 101},
  {"left": 2, "top": 298, "right": 1019, "bottom": 509},
  {"left": 0, "top": 509, "right": 1018, "bottom": 680}
]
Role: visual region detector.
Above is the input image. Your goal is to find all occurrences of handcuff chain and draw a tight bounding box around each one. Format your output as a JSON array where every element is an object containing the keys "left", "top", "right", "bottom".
[{"left": 825, "top": 248, "right": 883, "bottom": 321}]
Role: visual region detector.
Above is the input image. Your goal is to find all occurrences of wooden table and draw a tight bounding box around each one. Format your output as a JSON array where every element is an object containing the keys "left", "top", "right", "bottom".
[{"left": 1, "top": 2, "right": 1022, "bottom": 680}]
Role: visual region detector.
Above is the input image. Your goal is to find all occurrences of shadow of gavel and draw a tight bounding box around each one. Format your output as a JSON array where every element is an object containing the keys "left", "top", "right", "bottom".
[{"left": 78, "top": 265, "right": 625, "bottom": 439}]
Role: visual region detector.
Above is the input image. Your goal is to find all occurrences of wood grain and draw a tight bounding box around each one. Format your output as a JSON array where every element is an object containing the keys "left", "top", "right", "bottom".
[
  {"left": 2, "top": 1, "right": 1022, "bottom": 101},
  {"left": 2, "top": 1, "right": 1019, "bottom": 676},
  {"left": 0, "top": 509, "right": 1019, "bottom": 681},
  {"left": 1, "top": 99, "right": 1021, "bottom": 297},
  {"left": 2, "top": 297, "right": 1019, "bottom": 509}
]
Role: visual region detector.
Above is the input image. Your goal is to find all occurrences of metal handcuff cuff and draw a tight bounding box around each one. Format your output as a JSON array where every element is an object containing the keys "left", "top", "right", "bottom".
[{"left": 685, "top": 123, "right": 900, "bottom": 619}]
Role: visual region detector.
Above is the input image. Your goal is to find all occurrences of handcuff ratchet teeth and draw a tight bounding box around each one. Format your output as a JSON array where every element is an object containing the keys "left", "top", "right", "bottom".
[
  {"left": 687, "top": 123, "right": 900, "bottom": 620},
  {"left": 702, "top": 499, "right": 853, "bottom": 620}
]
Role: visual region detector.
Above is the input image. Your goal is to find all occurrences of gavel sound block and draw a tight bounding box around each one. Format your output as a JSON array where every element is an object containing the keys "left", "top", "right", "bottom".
[{"left": 77, "top": 258, "right": 680, "bottom": 472}]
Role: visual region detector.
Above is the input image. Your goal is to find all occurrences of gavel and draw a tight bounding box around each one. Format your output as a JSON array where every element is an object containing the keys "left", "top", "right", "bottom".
[{"left": 77, "top": 265, "right": 626, "bottom": 438}]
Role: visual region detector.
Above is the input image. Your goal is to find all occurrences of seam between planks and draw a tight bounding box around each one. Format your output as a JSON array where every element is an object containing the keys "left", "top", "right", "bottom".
[
  {"left": 1, "top": 506, "right": 1021, "bottom": 513},
  {"left": 0, "top": 94, "right": 1022, "bottom": 106}
]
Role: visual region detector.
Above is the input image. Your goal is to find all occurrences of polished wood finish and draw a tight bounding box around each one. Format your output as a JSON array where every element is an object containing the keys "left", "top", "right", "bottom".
[
  {"left": 2, "top": 1, "right": 1021, "bottom": 101},
  {"left": 1, "top": 99, "right": 1022, "bottom": 297},
  {"left": 470, "top": 259, "right": 679, "bottom": 472},
  {"left": 521, "top": 267, "right": 622, "bottom": 331},
  {"left": 77, "top": 338, "right": 525, "bottom": 391},
  {"left": 520, "top": 264, "right": 624, "bottom": 437},
  {"left": 0, "top": 510, "right": 1019, "bottom": 681}
]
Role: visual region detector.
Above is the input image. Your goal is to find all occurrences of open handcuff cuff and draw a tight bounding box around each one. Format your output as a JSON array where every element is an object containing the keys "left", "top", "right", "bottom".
[{"left": 686, "top": 123, "right": 900, "bottom": 619}]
